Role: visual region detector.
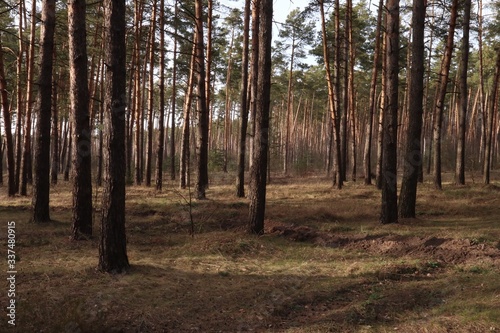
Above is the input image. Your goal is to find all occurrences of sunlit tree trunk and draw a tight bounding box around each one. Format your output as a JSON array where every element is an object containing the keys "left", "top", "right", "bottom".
[
  {"left": 145, "top": 0, "right": 157, "bottom": 187},
  {"left": 380, "top": 0, "right": 399, "bottom": 224},
  {"left": 335, "top": 0, "right": 344, "bottom": 184},
  {"left": 224, "top": 28, "right": 235, "bottom": 173},
  {"left": 432, "top": 0, "right": 458, "bottom": 190},
  {"left": 284, "top": 37, "right": 295, "bottom": 176},
  {"left": 68, "top": 0, "right": 93, "bottom": 237},
  {"left": 180, "top": 41, "right": 196, "bottom": 189},
  {"left": 399, "top": 0, "right": 425, "bottom": 218},
  {"left": 249, "top": 0, "right": 272, "bottom": 234},
  {"left": 50, "top": 73, "right": 59, "bottom": 185},
  {"left": 248, "top": 0, "right": 260, "bottom": 173},
  {"left": 478, "top": 0, "right": 486, "bottom": 171},
  {"left": 375, "top": 25, "right": 387, "bottom": 190},
  {"left": 455, "top": 0, "right": 471, "bottom": 185},
  {"left": 155, "top": 0, "right": 165, "bottom": 191},
  {"left": 484, "top": 48, "right": 500, "bottom": 184},
  {"left": 195, "top": 0, "right": 209, "bottom": 199},
  {"left": 20, "top": 0, "right": 37, "bottom": 196},
  {"left": 170, "top": 0, "right": 178, "bottom": 181},
  {"left": 133, "top": 0, "right": 144, "bottom": 185},
  {"left": 346, "top": 0, "right": 356, "bottom": 181},
  {"left": 97, "top": 80, "right": 104, "bottom": 187},
  {"left": 205, "top": 0, "right": 213, "bottom": 149},
  {"left": 14, "top": 0, "right": 25, "bottom": 193},
  {"left": 64, "top": 124, "right": 72, "bottom": 181},
  {"left": 236, "top": 0, "right": 251, "bottom": 198},
  {"left": 319, "top": 0, "right": 342, "bottom": 189},
  {"left": 0, "top": 37, "right": 16, "bottom": 196}
]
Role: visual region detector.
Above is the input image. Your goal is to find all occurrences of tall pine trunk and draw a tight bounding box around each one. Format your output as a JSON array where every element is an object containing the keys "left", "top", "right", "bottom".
[
  {"left": 180, "top": 42, "right": 196, "bottom": 189},
  {"left": 380, "top": 0, "right": 399, "bottom": 224},
  {"left": 483, "top": 48, "right": 500, "bottom": 184},
  {"left": 0, "top": 37, "right": 16, "bottom": 196},
  {"left": 155, "top": 0, "right": 165, "bottom": 191},
  {"left": 68, "top": 0, "right": 93, "bottom": 238},
  {"left": 50, "top": 73, "right": 59, "bottom": 185},
  {"left": 170, "top": 0, "right": 178, "bottom": 181},
  {"left": 195, "top": 0, "right": 209, "bottom": 199},
  {"left": 145, "top": 0, "right": 157, "bottom": 187},
  {"left": 20, "top": 0, "right": 38, "bottom": 196},
  {"left": 319, "top": 0, "right": 342, "bottom": 189},
  {"left": 399, "top": 0, "right": 425, "bottom": 218},
  {"left": 455, "top": 0, "right": 471, "bottom": 185},
  {"left": 236, "top": 0, "right": 251, "bottom": 198},
  {"left": 99, "top": 0, "right": 130, "bottom": 273},
  {"left": 249, "top": 0, "right": 272, "bottom": 234},
  {"left": 32, "top": 0, "right": 56, "bottom": 223},
  {"left": 14, "top": 0, "right": 24, "bottom": 193},
  {"left": 432, "top": 0, "right": 458, "bottom": 189}
]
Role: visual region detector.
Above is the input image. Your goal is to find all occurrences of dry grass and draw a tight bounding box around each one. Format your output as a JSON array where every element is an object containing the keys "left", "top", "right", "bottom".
[{"left": 1, "top": 172, "right": 500, "bottom": 332}]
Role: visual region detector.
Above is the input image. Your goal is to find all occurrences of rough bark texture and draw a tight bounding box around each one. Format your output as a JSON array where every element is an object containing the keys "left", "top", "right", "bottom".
[
  {"left": 380, "top": 0, "right": 399, "bottom": 224},
  {"left": 180, "top": 42, "right": 196, "bottom": 189},
  {"left": 483, "top": 48, "right": 500, "bottom": 184},
  {"left": 50, "top": 75, "right": 59, "bottom": 185},
  {"left": 69, "top": 0, "right": 93, "bottom": 238},
  {"left": 399, "top": 0, "right": 425, "bottom": 218},
  {"left": 248, "top": 0, "right": 272, "bottom": 235},
  {"left": 319, "top": 0, "right": 342, "bottom": 189},
  {"left": 195, "top": 0, "right": 209, "bottom": 199},
  {"left": 155, "top": 0, "right": 165, "bottom": 191},
  {"left": 455, "top": 0, "right": 471, "bottom": 185},
  {"left": 432, "top": 0, "right": 458, "bottom": 189},
  {"left": 363, "top": 0, "right": 383, "bottom": 185},
  {"left": 145, "top": 0, "right": 157, "bottom": 187},
  {"left": 32, "top": 0, "right": 56, "bottom": 223},
  {"left": 236, "top": 0, "right": 251, "bottom": 198},
  {"left": 0, "top": 37, "right": 16, "bottom": 196},
  {"left": 99, "top": 0, "right": 130, "bottom": 273}
]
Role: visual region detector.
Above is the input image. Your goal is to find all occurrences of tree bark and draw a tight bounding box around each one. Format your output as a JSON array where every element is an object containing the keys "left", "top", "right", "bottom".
[
  {"left": 380, "top": 0, "right": 399, "bottom": 224},
  {"left": 432, "top": 0, "right": 458, "bottom": 190},
  {"left": 99, "top": 0, "right": 130, "bottom": 273},
  {"left": 20, "top": 0, "right": 38, "bottom": 196},
  {"left": 180, "top": 41, "right": 196, "bottom": 189},
  {"left": 224, "top": 28, "right": 235, "bottom": 173},
  {"left": 319, "top": 0, "right": 342, "bottom": 189},
  {"left": 398, "top": 0, "right": 425, "bottom": 218},
  {"left": 145, "top": 0, "right": 157, "bottom": 187},
  {"left": 133, "top": 0, "right": 144, "bottom": 185},
  {"left": 248, "top": 0, "right": 272, "bottom": 235},
  {"left": 195, "top": 0, "right": 209, "bottom": 199},
  {"left": 14, "top": 0, "right": 25, "bottom": 193},
  {"left": 68, "top": 0, "right": 93, "bottom": 238},
  {"left": 32, "top": 0, "right": 56, "bottom": 223},
  {"left": 346, "top": 0, "right": 356, "bottom": 181},
  {"left": 0, "top": 36, "right": 16, "bottom": 196},
  {"left": 205, "top": 0, "right": 213, "bottom": 147},
  {"left": 236, "top": 0, "right": 251, "bottom": 198},
  {"left": 50, "top": 73, "right": 59, "bottom": 185},
  {"left": 64, "top": 124, "right": 72, "bottom": 181},
  {"left": 455, "top": 0, "right": 471, "bottom": 185},
  {"left": 155, "top": 0, "right": 165, "bottom": 191},
  {"left": 170, "top": 0, "right": 178, "bottom": 181},
  {"left": 483, "top": 48, "right": 500, "bottom": 184}
]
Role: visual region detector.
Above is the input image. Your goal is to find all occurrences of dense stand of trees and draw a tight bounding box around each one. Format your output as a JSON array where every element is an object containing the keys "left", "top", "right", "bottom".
[{"left": 1, "top": 0, "right": 500, "bottom": 270}]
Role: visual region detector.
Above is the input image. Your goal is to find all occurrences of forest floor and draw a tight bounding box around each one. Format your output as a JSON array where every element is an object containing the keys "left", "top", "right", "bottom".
[{"left": 1, "top": 171, "right": 500, "bottom": 332}]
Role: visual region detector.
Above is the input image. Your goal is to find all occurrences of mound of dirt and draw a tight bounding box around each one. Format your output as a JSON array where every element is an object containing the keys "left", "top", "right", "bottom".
[{"left": 270, "top": 225, "right": 500, "bottom": 265}]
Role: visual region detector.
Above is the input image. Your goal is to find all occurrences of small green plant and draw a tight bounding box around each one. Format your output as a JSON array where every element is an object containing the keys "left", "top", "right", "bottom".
[{"left": 426, "top": 261, "right": 441, "bottom": 269}]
